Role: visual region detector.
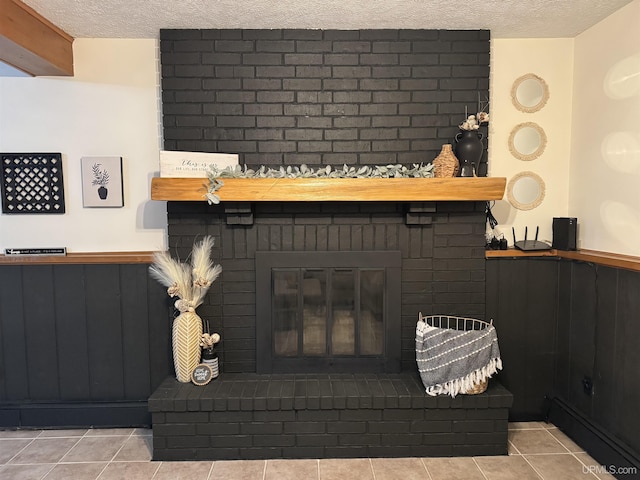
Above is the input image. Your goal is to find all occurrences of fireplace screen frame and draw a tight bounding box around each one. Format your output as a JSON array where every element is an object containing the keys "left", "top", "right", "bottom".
[{"left": 256, "top": 251, "right": 402, "bottom": 373}]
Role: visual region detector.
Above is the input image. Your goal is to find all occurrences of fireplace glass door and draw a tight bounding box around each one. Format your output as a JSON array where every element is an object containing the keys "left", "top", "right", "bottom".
[
  {"left": 257, "top": 251, "right": 400, "bottom": 373},
  {"left": 272, "top": 267, "right": 384, "bottom": 359}
]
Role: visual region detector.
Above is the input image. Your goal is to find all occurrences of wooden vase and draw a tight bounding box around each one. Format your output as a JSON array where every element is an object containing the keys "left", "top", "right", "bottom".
[{"left": 172, "top": 310, "right": 203, "bottom": 382}]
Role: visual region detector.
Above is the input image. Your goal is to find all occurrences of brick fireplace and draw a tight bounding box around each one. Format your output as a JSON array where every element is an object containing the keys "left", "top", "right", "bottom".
[{"left": 149, "top": 28, "right": 513, "bottom": 461}]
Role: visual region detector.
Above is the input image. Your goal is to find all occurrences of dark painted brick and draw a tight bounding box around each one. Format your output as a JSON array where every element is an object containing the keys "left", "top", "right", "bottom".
[
  {"left": 369, "top": 421, "right": 411, "bottom": 434},
  {"left": 153, "top": 424, "right": 196, "bottom": 436},
  {"left": 282, "top": 446, "right": 326, "bottom": 458},
  {"left": 167, "top": 435, "right": 209, "bottom": 448},
  {"left": 338, "top": 410, "right": 382, "bottom": 421},
  {"left": 420, "top": 432, "right": 467, "bottom": 445},
  {"left": 240, "top": 422, "right": 283, "bottom": 435},
  {"left": 327, "top": 422, "right": 367, "bottom": 434},
  {"left": 253, "top": 434, "right": 296, "bottom": 447},
  {"left": 240, "top": 447, "right": 284, "bottom": 459},
  {"left": 410, "top": 444, "right": 454, "bottom": 457},
  {"left": 166, "top": 412, "right": 209, "bottom": 423},
  {"left": 411, "top": 420, "right": 452, "bottom": 433},
  {"left": 296, "top": 434, "right": 339, "bottom": 447},
  {"left": 298, "top": 410, "right": 339, "bottom": 422},
  {"left": 325, "top": 446, "right": 368, "bottom": 458},
  {"left": 381, "top": 433, "right": 423, "bottom": 446},
  {"left": 196, "top": 422, "right": 240, "bottom": 435},
  {"left": 423, "top": 409, "right": 467, "bottom": 421},
  {"left": 453, "top": 419, "right": 495, "bottom": 433},
  {"left": 210, "top": 435, "right": 252, "bottom": 448},
  {"left": 283, "top": 422, "right": 326, "bottom": 434},
  {"left": 339, "top": 433, "right": 381, "bottom": 446},
  {"left": 153, "top": 447, "right": 199, "bottom": 461},
  {"left": 191, "top": 447, "right": 234, "bottom": 460},
  {"left": 254, "top": 410, "right": 296, "bottom": 422}
]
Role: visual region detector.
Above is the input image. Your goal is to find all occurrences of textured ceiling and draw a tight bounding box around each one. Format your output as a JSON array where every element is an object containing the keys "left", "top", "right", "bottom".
[{"left": 21, "top": 0, "right": 635, "bottom": 39}]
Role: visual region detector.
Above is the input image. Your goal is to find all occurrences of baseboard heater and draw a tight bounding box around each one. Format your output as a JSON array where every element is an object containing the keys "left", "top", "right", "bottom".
[{"left": 547, "top": 396, "right": 639, "bottom": 472}]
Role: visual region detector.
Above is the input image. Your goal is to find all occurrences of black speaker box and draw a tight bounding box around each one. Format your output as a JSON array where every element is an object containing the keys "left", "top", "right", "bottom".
[{"left": 553, "top": 217, "right": 577, "bottom": 250}]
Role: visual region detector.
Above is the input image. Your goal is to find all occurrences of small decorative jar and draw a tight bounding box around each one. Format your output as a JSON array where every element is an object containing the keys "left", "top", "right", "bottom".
[{"left": 201, "top": 347, "right": 219, "bottom": 379}]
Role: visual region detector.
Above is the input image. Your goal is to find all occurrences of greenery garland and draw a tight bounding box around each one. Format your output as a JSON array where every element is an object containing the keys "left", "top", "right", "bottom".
[{"left": 205, "top": 163, "right": 435, "bottom": 204}]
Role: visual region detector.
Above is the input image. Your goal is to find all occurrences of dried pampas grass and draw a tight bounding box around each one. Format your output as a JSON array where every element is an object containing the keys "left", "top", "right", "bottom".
[{"left": 149, "top": 236, "right": 222, "bottom": 310}]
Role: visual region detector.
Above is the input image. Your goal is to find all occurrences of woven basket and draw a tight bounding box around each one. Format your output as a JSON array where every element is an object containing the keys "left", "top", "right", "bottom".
[
  {"left": 464, "top": 378, "right": 488, "bottom": 395},
  {"left": 172, "top": 311, "right": 203, "bottom": 383},
  {"left": 418, "top": 314, "right": 493, "bottom": 395},
  {"left": 432, "top": 144, "right": 459, "bottom": 178}
]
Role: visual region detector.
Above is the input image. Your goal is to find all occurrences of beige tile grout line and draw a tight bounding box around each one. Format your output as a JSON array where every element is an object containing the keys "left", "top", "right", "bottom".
[
  {"left": 204, "top": 460, "right": 216, "bottom": 480},
  {"left": 3, "top": 436, "right": 38, "bottom": 466},
  {"left": 508, "top": 438, "right": 546, "bottom": 478},
  {"left": 368, "top": 457, "right": 377, "bottom": 480},
  {"left": 418, "top": 457, "right": 434, "bottom": 480},
  {"left": 471, "top": 457, "right": 490, "bottom": 480},
  {"left": 512, "top": 430, "right": 600, "bottom": 480},
  {"left": 113, "top": 429, "right": 161, "bottom": 480}
]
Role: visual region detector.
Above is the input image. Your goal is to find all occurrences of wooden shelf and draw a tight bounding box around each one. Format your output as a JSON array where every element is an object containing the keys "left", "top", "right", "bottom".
[
  {"left": 0, "top": 251, "right": 155, "bottom": 265},
  {"left": 485, "top": 248, "right": 559, "bottom": 258},
  {"left": 150, "top": 177, "right": 506, "bottom": 202},
  {"left": 486, "top": 248, "right": 640, "bottom": 272}
]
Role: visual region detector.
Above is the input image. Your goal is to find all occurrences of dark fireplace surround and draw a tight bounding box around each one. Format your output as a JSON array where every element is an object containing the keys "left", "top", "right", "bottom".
[
  {"left": 167, "top": 200, "right": 489, "bottom": 374},
  {"left": 149, "top": 28, "right": 512, "bottom": 461}
]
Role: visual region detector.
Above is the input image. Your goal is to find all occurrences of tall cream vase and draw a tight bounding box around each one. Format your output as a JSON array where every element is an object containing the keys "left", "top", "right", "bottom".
[{"left": 172, "top": 310, "right": 203, "bottom": 382}]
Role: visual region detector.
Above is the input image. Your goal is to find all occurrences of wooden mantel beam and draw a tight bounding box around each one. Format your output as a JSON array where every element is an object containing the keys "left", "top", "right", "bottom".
[
  {"left": 151, "top": 177, "right": 507, "bottom": 202},
  {"left": 0, "top": 0, "right": 73, "bottom": 76}
]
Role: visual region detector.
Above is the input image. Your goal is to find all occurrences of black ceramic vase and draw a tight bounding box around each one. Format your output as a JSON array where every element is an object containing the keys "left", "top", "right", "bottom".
[{"left": 454, "top": 130, "right": 484, "bottom": 177}]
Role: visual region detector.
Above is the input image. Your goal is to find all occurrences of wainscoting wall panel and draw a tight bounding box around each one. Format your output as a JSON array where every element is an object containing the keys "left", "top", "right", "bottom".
[
  {"left": 0, "top": 262, "right": 172, "bottom": 427},
  {"left": 487, "top": 256, "right": 640, "bottom": 469},
  {"left": 485, "top": 257, "right": 558, "bottom": 420}
]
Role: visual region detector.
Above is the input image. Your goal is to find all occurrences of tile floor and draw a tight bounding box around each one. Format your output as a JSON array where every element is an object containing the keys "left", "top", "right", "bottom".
[{"left": 0, "top": 422, "right": 621, "bottom": 479}]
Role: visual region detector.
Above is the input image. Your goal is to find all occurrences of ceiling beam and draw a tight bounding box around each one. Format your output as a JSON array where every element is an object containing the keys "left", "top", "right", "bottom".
[{"left": 0, "top": 0, "right": 73, "bottom": 76}]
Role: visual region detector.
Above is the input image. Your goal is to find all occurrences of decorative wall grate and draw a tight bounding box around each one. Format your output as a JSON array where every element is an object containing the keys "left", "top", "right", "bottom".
[{"left": 0, "top": 153, "right": 65, "bottom": 214}]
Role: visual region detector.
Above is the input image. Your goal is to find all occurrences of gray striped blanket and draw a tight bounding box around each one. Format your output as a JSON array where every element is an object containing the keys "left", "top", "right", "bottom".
[{"left": 416, "top": 315, "right": 502, "bottom": 397}]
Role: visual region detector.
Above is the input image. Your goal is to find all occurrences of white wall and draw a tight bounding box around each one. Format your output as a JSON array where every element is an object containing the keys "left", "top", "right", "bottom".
[
  {"left": 1, "top": 7, "right": 637, "bottom": 255},
  {"left": 0, "top": 39, "right": 167, "bottom": 253},
  {"left": 569, "top": 0, "right": 640, "bottom": 256},
  {"left": 489, "top": 39, "right": 574, "bottom": 246}
]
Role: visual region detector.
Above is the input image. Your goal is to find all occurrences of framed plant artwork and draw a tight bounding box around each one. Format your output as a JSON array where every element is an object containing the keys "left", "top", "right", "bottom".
[{"left": 81, "top": 156, "right": 124, "bottom": 207}]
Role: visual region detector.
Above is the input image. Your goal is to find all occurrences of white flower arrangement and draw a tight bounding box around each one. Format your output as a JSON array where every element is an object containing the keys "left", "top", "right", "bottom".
[
  {"left": 459, "top": 95, "right": 490, "bottom": 131},
  {"left": 149, "top": 236, "right": 222, "bottom": 312},
  {"left": 200, "top": 332, "right": 221, "bottom": 350},
  {"left": 459, "top": 113, "right": 490, "bottom": 131}
]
